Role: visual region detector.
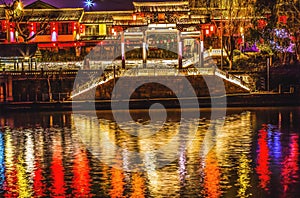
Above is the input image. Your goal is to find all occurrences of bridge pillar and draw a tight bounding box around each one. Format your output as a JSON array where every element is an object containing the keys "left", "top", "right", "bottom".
[
  {"left": 35, "top": 59, "right": 37, "bottom": 70},
  {"left": 0, "top": 76, "right": 13, "bottom": 102},
  {"left": 6, "top": 76, "right": 13, "bottom": 102},
  {"left": 178, "top": 32, "right": 182, "bottom": 69},
  {"left": 199, "top": 40, "right": 204, "bottom": 68},
  {"left": 0, "top": 83, "right": 4, "bottom": 102},
  {"left": 121, "top": 32, "right": 126, "bottom": 69},
  {"left": 143, "top": 32, "right": 147, "bottom": 68},
  {"left": 142, "top": 42, "right": 147, "bottom": 68}
]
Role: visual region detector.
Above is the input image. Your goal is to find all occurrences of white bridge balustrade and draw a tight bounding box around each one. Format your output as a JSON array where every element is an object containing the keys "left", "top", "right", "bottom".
[
  {"left": 37, "top": 61, "right": 83, "bottom": 70},
  {"left": 70, "top": 58, "right": 251, "bottom": 99},
  {"left": 71, "top": 70, "right": 117, "bottom": 99},
  {"left": 34, "top": 53, "right": 211, "bottom": 71},
  {"left": 215, "top": 69, "right": 251, "bottom": 91}
]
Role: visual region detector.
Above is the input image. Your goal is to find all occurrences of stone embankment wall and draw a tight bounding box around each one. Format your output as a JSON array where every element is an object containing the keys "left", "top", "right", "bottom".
[
  {"left": 76, "top": 75, "right": 249, "bottom": 100},
  {"left": 3, "top": 73, "right": 248, "bottom": 102},
  {"left": 12, "top": 77, "right": 75, "bottom": 102}
]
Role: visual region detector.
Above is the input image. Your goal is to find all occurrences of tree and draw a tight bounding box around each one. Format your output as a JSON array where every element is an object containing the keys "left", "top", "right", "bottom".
[
  {"left": 248, "top": 0, "right": 300, "bottom": 64},
  {"left": 1, "top": 0, "right": 49, "bottom": 43},
  {"left": 221, "top": 0, "right": 255, "bottom": 69},
  {"left": 207, "top": 0, "right": 255, "bottom": 69}
]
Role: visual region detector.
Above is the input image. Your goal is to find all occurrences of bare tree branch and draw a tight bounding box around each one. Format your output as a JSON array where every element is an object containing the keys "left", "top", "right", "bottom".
[{"left": 2, "top": 0, "right": 50, "bottom": 42}]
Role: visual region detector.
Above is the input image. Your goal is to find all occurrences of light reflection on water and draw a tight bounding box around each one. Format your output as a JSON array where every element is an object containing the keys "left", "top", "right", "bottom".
[{"left": 0, "top": 108, "right": 299, "bottom": 197}]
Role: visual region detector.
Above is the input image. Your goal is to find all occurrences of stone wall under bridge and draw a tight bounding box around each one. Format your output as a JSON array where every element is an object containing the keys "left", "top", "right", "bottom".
[{"left": 74, "top": 75, "right": 250, "bottom": 101}]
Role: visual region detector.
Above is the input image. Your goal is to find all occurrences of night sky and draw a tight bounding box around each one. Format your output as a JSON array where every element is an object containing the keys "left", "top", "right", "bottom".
[{"left": 21, "top": 0, "right": 173, "bottom": 11}]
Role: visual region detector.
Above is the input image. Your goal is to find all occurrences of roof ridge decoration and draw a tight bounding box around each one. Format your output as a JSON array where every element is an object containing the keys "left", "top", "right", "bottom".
[{"left": 133, "top": 1, "right": 189, "bottom": 6}]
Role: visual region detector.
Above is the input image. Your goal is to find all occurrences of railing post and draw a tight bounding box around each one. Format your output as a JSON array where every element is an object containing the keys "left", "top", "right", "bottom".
[{"left": 267, "top": 57, "right": 270, "bottom": 92}]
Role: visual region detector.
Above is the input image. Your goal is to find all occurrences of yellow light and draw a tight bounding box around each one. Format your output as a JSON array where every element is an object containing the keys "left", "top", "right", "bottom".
[
  {"left": 240, "top": 27, "right": 244, "bottom": 34},
  {"left": 99, "top": 24, "right": 107, "bottom": 36},
  {"left": 133, "top": 14, "right": 137, "bottom": 21},
  {"left": 237, "top": 154, "right": 252, "bottom": 197},
  {"left": 17, "top": 155, "right": 32, "bottom": 198},
  {"left": 17, "top": 2, "right": 23, "bottom": 10}
]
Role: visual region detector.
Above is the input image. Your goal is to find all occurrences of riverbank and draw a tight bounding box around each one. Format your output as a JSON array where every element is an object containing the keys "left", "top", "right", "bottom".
[{"left": 0, "top": 92, "right": 298, "bottom": 112}]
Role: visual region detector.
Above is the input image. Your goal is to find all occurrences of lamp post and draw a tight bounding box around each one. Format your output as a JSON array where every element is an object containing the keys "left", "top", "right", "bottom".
[
  {"left": 267, "top": 56, "right": 272, "bottom": 92},
  {"left": 220, "top": 15, "right": 223, "bottom": 70},
  {"left": 199, "top": 29, "right": 204, "bottom": 68}
]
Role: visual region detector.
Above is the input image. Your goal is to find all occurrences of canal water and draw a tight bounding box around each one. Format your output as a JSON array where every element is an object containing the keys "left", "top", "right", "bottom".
[{"left": 0, "top": 107, "right": 299, "bottom": 197}]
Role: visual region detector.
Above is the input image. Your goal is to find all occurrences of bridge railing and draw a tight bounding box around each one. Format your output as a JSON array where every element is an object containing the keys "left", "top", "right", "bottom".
[
  {"left": 0, "top": 69, "right": 79, "bottom": 77},
  {"left": 215, "top": 69, "right": 251, "bottom": 91},
  {"left": 38, "top": 61, "right": 83, "bottom": 70},
  {"left": 123, "top": 68, "right": 179, "bottom": 76},
  {"left": 71, "top": 69, "right": 123, "bottom": 98}
]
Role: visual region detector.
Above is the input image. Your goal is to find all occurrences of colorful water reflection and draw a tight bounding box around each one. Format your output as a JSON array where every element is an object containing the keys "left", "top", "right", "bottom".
[
  {"left": 4, "top": 130, "right": 18, "bottom": 197},
  {"left": 33, "top": 131, "right": 45, "bottom": 197},
  {"left": 50, "top": 132, "right": 66, "bottom": 197},
  {"left": 0, "top": 132, "right": 5, "bottom": 191},
  {"left": 237, "top": 154, "right": 252, "bottom": 198},
  {"left": 203, "top": 151, "right": 221, "bottom": 198},
  {"left": 72, "top": 146, "right": 91, "bottom": 196},
  {"left": 281, "top": 133, "right": 299, "bottom": 196},
  {"left": 109, "top": 167, "right": 125, "bottom": 198},
  {"left": 131, "top": 173, "right": 145, "bottom": 198},
  {"left": 256, "top": 127, "right": 271, "bottom": 191},
  {"left": 17, "top": 154, "right": 32, "bottom": 197},
  {"left": 0, "top": 109, "right": 299, "bottom": 197}
]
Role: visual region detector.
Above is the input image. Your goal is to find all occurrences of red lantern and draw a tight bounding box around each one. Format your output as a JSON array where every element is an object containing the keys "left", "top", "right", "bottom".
[
  {"left": 73, "top": 22, "right": 77, "bottom": 30},
  {"left": 237, "top": 38, "right": 243, "bottom": 45},
  {"left": 1, "top": 21, "right": 7, "bottom": 31},
  {"left": 79, "top": 24, "right": 85, "bottom": 34},
  {"left": 50, "top": 23, "right": 58, "bottom": 33},
  {"left": 205, "top": 29, "right": 210, "bottom": 36},
  {"left": 258, "top": 19, "right": 267, "bottom": 29},
  {"left": 278, "top": 15, "right": 287, "bottom": 24},
  {"left": 30, "top": 23, "right": 36, "bottom": 33}
]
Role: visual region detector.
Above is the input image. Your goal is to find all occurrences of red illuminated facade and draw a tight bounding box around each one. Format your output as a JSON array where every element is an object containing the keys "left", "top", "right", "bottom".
[{"left": 0, "top": 1, "right": 213, "bottom": 49}]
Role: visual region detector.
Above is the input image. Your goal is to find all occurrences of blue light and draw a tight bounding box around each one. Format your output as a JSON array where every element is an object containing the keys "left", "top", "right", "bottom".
[
  {"left": 0, "top": 132, "right": 4, "bottom": 189},
  {"left": 85, "top": 0, "right": 95, "bottom": 9}
]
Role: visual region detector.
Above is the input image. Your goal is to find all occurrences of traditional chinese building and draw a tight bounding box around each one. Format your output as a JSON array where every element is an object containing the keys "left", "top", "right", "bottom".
[
  {"left": 0, "top": 1, "right": 210, "bottom": 44},
  {"left": 0, "top": 0, "right": 259, "bottom": 65}
]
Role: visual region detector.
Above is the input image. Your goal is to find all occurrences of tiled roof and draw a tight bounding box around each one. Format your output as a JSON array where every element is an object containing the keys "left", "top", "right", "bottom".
[
  {"left": 133, "top": 1, "right": 190, "bottom": 12},
  {"left": 81, "top": 12, "right": 114, "bottom": 24},
  {"left": 23, "top": 8, "right": 84, "bottom": 22},
  {"left": 133, "top": 1, "right": 188, "bottom": 6},
  {"left": 81, "top": 11, "right": 134, "bottom": 24}
]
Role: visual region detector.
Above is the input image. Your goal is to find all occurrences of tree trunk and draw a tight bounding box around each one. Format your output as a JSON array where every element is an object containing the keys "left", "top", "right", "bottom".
[{"left": 47, "top": 76, "right": 53, "bottom": 102}]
